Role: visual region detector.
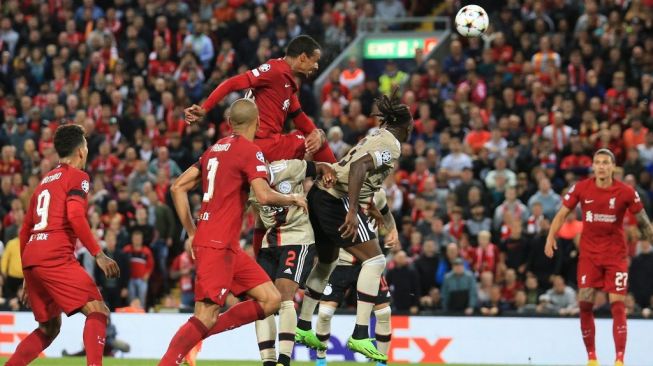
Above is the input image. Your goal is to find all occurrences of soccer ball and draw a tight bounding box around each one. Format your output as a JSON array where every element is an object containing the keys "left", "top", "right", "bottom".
[{"left": 455, "top": 5, "right": 489, "bottom": 37}]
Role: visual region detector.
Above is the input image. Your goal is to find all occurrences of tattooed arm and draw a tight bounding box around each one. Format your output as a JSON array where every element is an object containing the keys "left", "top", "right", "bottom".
[{"left": 635, "top": 210, "right": 653, "bottom": 242}]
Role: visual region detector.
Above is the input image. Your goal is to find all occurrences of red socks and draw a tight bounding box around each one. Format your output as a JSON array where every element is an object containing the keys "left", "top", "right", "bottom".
[
  {"left": 313, "top": 143, "right": 337, "bottom": 163},
  {"left": 159, "top": 317, "right": 209, "bottom": 366},
  {"left": 5, "top": 329, "right": 52, "bottom": 366},
  {"left": 611, "top": 301, "right": 627, "bottom": 362},
  {"left": 579, "top": 301, "right": 596, "bottom": 361},
  {"left": 84, "top": 312, "right": 108, "bottom": 366},
  {"left": 207, "top": 300, "right": 265, "bottom": 336}
]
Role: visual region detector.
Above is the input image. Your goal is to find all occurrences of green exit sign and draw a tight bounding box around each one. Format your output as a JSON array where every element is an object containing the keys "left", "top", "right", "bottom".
[{"left": 363, "top": 37, "right": 438, "bottom": 59}]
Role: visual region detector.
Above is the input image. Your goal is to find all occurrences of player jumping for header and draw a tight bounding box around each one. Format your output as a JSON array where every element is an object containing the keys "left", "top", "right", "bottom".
[
  {"left": 158, "top": 99, "right": 307, "bottom": 366},
  {"left": 546, "top": 148, "right": 653, "bottom": 366},
  {"left": 294, "top": 89, "right": 413, "bottom": 362},
  {"left": 184, "top": 35, "right": 336, "bottom": 164},
  {"left": 8, "top": 125, "right": 120, "bottom": 366}
]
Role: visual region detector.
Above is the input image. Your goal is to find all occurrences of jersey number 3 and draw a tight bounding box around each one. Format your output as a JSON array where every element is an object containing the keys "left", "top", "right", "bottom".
[
  {"left": 34, "top": 190, "right": 51, "bottom": 230},
  {"left": 203, "top": 158, "right": 219, "bottom": 202}
]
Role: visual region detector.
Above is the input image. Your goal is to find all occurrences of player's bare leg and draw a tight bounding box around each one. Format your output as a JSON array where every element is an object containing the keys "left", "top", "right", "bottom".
[
  {"left": 159, "top": 300, "right": 218, "bottom": 366},
  {"left": 579, "top": 288, "right": 599, "bottom": 366},
  {"left": 207, "top": 281, "right": 280, "bottom": 337},
  {"left": 80, "top": 300, "right": 110, "bottom": 366},
  {"left": 315, "top": 301, "right": 337, "bottom": 366},
  {"left": 296, "top": 244, "right": 338, "bottom": 350},
  {"left": 343, "top": 239, "right": 387, "bottom": 361},
  {"left": 608, "top": 293, "right": 627, "bottom": 366},
  {"left": 5, "top": 316, "right": 61, "bottom": 366},
  {"left": 372, "top": 303, "right": 392, "bottom": 366}
]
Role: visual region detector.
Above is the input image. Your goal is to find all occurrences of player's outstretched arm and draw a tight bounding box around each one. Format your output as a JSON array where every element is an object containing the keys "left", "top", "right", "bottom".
[
  {"left": 251, "top": 178, "right": 307, "bottom": 211},
  {"left": 545, "top": 205, "right": 571, "bottom": 258},
  {"left": 185, "top": 74, "right": 253, "bottom": 124},
  {"left": 171, "top": 165, "right": 202, "bottom": 238},
  {"left": 635, "top": 210, "right": 653, "bottom": 242},
  {"left": 339, "top": 154, "right": 376, "bottom": 242}
]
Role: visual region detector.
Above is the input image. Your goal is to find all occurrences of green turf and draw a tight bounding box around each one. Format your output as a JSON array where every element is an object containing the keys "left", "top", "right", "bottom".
[{"left": 0, "top": 357, "right": 537, "bottom": 365}]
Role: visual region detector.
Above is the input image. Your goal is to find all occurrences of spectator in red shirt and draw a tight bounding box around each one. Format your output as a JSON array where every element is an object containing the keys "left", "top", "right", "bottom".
[
  {"left": 472, "top": 230, "right": 499, "bottom": 276},
  {"left": 170, "top": 248, "right": 195, "bottom": 309},
  {"left": 0, "top": 145, "right": 22, "bottom": 178},
  {"left": 501, "top": 268, "right": 524, "bottom": 305},
  {"left": 465, "top": 118, "right": 491, "bottom": 155},
  {"left": 623, "top": 117, "right": 648, "bottom": 150},
  {"left": 101, "top": 199, "right": 125, "bottom": 227},
  {"left": 149, "top": 47, "right": 177, "bottom": 79},
  {"left": 122, "top": 230, "right": 154, "bottom": 310},
  {"left": 90, "top": 141, "right": 121, "bottom": 177}
]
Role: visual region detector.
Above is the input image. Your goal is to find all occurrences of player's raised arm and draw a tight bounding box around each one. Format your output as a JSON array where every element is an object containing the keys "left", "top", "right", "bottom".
[
  {"left": 184, "top": 73, "right": 254, "bottom": 124},
  {"left": 170, "top": 164, "right": 202, "bottom": 238}
]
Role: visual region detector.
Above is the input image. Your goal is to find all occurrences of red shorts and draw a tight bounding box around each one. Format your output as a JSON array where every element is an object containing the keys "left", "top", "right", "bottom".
[
  {"left": 24, "top": 261, "right": 103, "bottom": 323},
  {"left": 194, "top": 246, "right": 270, "bottom": 306},
  {"left": 255, "top": 131, "right": 306, "bottom": 162},
  {"left": 577, "top": 256, "right": 629, "bottom": 295}
]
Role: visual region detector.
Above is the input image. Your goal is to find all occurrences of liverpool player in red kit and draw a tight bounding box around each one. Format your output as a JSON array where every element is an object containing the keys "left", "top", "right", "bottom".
[
  {"left": 546, "top": 149, "right": 653, "bottom": 366},
  {"left": 8, "top": 125, "right": 120, "bottom": 366},
  {"left": 158, "top": 99, "right": 308, "bottom": 366},
  {"left": 184, "top": 35, "right": 336, "bottom": 164}
]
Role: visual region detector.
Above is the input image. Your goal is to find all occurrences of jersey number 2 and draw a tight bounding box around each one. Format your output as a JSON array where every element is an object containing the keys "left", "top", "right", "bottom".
[
  {"left": 202, "top": 158, "right": 219, "bottom": 202},
  {"left": 34, "top": 190, "right": 51, "bottom": 230}
]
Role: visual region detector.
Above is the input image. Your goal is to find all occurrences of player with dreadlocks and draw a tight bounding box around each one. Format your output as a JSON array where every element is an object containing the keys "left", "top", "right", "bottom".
[{"left": 293, "top": 89, "right": 413, "bottom": 362}]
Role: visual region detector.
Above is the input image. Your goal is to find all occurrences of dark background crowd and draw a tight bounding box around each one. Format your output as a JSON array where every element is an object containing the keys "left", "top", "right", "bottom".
[{"left": 0, "top": 0, "right": 652, "bottom": 318}]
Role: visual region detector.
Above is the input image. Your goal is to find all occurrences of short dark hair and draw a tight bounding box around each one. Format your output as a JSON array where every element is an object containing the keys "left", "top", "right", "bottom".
[
  {"left": 54, "top": 124, "right": 86, "bottom": 158},
  {"left": 373, "top": 88, "right": 413, "bottom": 128},
  {"left": 594, "top": 148, "right": 616, "bottom": 163},
  {"left": 286, "top": 35, "right": 320, "bottom": 58}
]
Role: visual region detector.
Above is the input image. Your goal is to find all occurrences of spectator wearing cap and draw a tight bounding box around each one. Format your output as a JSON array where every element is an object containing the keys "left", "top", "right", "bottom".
[
  {"left": 9, "top": 118, "right": 35, "bottom": 153},
  {"left": 441, "top": 257, "right": 477, "bottom": 315},
  {"left": 436, "top": 243, "right": 470, "bottom": 286}
]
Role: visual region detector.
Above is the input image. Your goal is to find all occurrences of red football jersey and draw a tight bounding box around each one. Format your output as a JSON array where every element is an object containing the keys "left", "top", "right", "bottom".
[
  {"left": 245, "top": 58, "right": 301, "bottom": 139},
  {"left": 22, "top": 164, "right": 91, "bottom": 267},
  {"left": 193, "top": 135, "right": 268, "bottom": 250},
  {"left": 562, "top": 178, "right": 643, "bottom": 260}
]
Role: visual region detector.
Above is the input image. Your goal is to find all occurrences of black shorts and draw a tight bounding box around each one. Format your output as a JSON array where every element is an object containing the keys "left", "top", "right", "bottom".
[
  {"left": 307, "top": 186, "right": 377, "bottom": 248},
  {"left": 321, "top": 265, "right": 390, "bottom": 305},
  {"left": 257, "top": 245, "right": 315, "bottom": 286}
]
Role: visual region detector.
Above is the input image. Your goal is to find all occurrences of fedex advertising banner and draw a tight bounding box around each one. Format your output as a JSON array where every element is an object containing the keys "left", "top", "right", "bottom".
[{"left": 0, "top": 312, "right": 650, "bottom": 365}]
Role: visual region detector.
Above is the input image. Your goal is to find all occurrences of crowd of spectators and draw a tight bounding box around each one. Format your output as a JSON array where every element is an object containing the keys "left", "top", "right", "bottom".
[
  {"left": 321, "top": 0, "right": 653, "bottom": 317},
  {"left": 0, "top": 0, "right": 652, "bottom": 319}
]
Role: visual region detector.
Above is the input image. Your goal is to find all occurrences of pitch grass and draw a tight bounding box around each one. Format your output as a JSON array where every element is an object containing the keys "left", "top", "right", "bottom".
[{"left": 0, "top": 358, "right": 540, "bottom": 366}]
